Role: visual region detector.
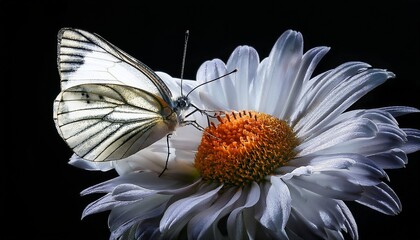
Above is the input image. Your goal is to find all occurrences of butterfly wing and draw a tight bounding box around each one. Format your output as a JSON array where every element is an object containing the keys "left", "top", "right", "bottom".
[
  {"left": 54, "top": 28, "right": 178, "bottom": 161},
  {"left": 57, "top": 28, "right": 174, "bottom": 105},
  {"left": 54, "top": 83, "right": 178, "bottom": 161}
]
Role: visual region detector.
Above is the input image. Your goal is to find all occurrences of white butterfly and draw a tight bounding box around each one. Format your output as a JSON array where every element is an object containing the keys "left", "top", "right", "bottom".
[{"left": 53, "top": 28, "right": 193, "bottom": 163}]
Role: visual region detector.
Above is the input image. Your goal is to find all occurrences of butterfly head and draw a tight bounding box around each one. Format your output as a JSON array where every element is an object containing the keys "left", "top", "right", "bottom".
[{"left": 174, "top": 95, "right": 191, "bottom": 113}]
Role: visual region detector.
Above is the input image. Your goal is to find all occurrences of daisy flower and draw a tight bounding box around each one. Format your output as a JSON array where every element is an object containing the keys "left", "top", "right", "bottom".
[{"left": 72, "top": 29, "right": 420, "bottom": 239}]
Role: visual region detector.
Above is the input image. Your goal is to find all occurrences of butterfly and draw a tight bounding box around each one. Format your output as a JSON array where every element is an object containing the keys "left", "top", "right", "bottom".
[{"left": 53, "top": 28, "right": 195, "bottom": 167}]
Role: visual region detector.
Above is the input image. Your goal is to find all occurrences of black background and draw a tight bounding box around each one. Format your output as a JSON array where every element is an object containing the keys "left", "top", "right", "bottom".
[{"left": 3, "top": 1, "right": 419, "bottom": 239}]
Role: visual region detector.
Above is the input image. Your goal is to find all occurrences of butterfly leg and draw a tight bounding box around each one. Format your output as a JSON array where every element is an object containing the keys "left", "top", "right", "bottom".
[
  {"left": 187, "top": 103, "right": 222, "bottom": 120},
  {"left": 183, "top": 120, "right": 206, "bottom": 131},
  {"left": 159, "top": 133, "right": 173, "bottom": 177}
]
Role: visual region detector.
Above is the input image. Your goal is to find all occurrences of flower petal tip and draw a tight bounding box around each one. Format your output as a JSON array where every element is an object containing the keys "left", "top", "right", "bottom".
[{"left": 387, "top": 71, "right": 396, "bottom": 79}]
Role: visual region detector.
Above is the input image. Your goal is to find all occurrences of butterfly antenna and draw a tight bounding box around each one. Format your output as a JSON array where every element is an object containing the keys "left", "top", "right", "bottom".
[
  {"left": 186, "top": 69, "right": 237, "bottom": 98},
  {"left": 180, "top": 30, "right": 189, "bottom": 97}
]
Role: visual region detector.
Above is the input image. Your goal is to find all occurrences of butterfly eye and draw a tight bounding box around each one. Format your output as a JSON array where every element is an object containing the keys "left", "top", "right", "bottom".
[{"left": 179, "top": 99, "right": 188, "bottom": 108}]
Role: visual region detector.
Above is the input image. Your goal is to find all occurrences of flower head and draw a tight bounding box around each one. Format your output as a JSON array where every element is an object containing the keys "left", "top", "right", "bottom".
[{"left": 74, "top": 29, "right": 420, "bottom": 239}]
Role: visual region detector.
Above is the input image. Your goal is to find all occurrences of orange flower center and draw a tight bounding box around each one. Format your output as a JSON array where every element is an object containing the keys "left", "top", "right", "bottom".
[{"left": 194, "top": 111, "right": 298, "bottom": 186}]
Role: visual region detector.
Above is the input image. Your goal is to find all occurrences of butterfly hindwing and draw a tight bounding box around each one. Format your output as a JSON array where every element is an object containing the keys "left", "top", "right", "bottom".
[{"left": 54, "top": 83, "right": 177, "bottom": 161}]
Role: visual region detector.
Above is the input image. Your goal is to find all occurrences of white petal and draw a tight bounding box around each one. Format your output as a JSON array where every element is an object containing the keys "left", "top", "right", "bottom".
[
  {"left": 323, "top": 109, "right": 398, "bottom": 132},
  {"left": 281, "top": 46, "right": 330, "bottom": 120},
  {"left": 226, "top": 45, "right": 259, "bottom": 109},
  {"left": 159, "top": 184, "right": 222, "bottom": 238},
  {"left": 296, "top": 118, "right": 378, "bottom": 157},
  {"left": 285, "top": 182, "right": 356, "bottom": 239},
  {"left": 111, "top": 128, "right": 200, "bottom": 176},
  {"left": 282, "top": 154, "right": 386, "bottom": 200},
  {"left": 109, "top": 194, "right": 169, "bottom": 239},
  {"left": 81, "top": 171, "right": 194, "bottom": 195},
  {"left": 355, "top": 182, "right": 402, "bottom": 215},
  {"left": 294, "top": 65, "right": 393, "bottom": 137},
  {"left": 297, "top": 108, "right": 408, "bottom": 157},
  {"left": 188, "top": 187, "right": 242, "bottom": 240},
  {"left": 401, "top": 128, "right": 420, "bottom": 154},
  {"left": 379, "top": 106, "right": 420, "bottom": 117},
  {"left": 199, "top": 90, "right": 230, "bottom": 111},
  {"left": 259, "top": 176, "right": 291, "bottom": 238},
  {"left": 337, "top": 201, "right": 358, "bottom": 240},
  {"left": 252, "top": 58, "right": 269, "bottom": 110},
  {"left": 286, "top": 209, "right": 324, "bottom": 239},
  {"left": 196, "top": 59, "right": 236, "bottom": 109},
  {"left": 68, "top": 154, "right": 114, "bottom": 171},
  {"left": 112, "top": 184, "right": 157, "bottom": 201},
  {"left": 368, "top": 148, "right": 408, "bottom": 169},
  {"left": 112, "top": 142, "right": 174, "bottom": 175},
  {"left": 128, "top": 220, "right": 161, "bottom": 240},
  {"left": 287, "top": 154, "right": 356, "bottom": 170},
  {"left": 226, "top": 182, "right": 261, "bottom": 240},
  {"left": 289, "top": 173, "right": 363, "bottom": 200},
  {"left": 290, "top": 62, "right": 370, "bottom": 127},
  {"left": 256, "top": 30, "right": 303, "bottom": 115},
  {"left": 288, "top": 153, "right": 387, "bottom": 183},
  {"left": 82, "top": 193, "right": 116, "bottom": 218},
  {"left": 325, "top": 124, "right": 406, "bottom": 155}
]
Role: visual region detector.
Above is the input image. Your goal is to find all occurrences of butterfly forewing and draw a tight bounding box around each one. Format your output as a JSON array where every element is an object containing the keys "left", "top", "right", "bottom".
[{"left": 57, "top": 28, "right": 173, "bottom": 106}]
